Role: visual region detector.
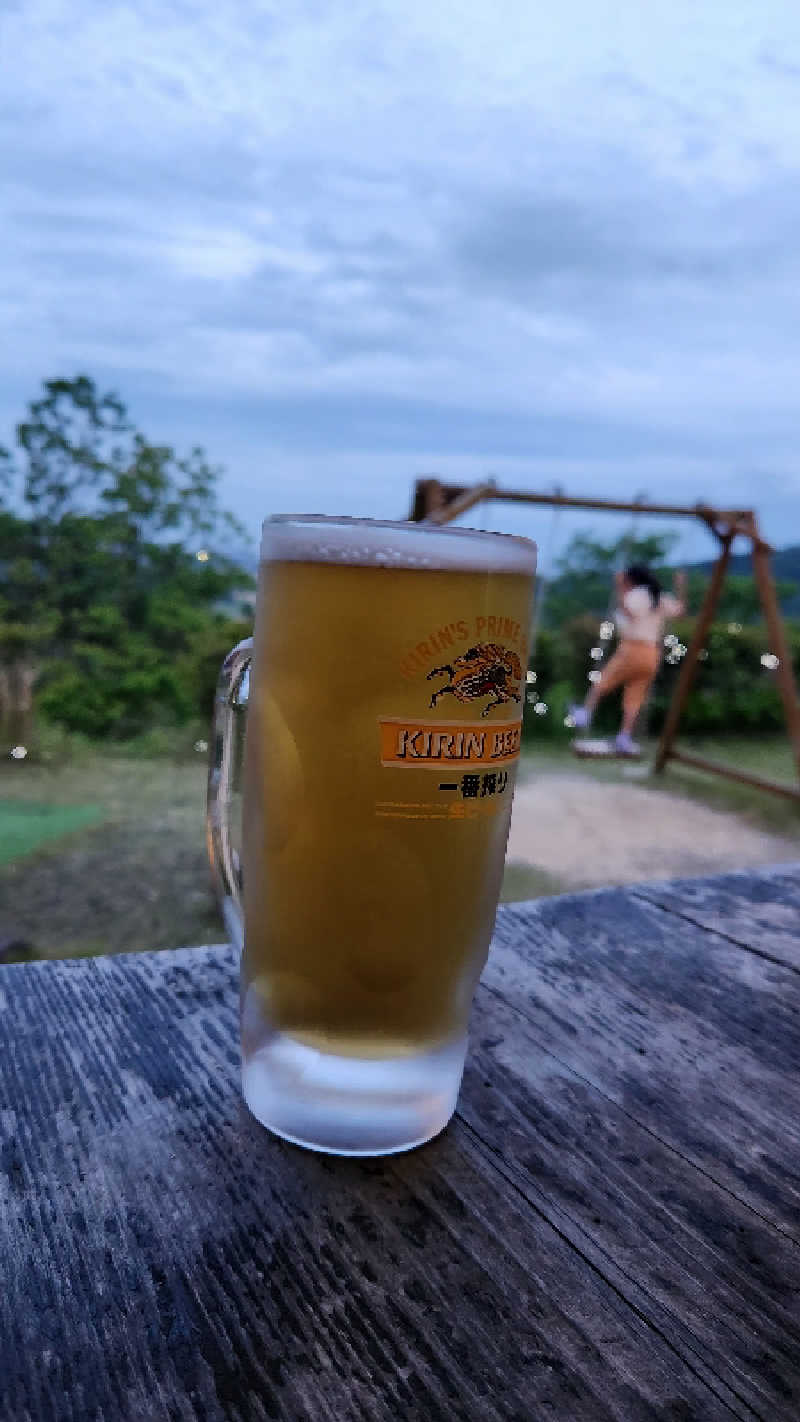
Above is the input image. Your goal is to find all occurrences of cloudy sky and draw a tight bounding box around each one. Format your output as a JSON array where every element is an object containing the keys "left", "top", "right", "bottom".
[{"left": 3, "top": 0, "right": 800, "bottom": 560}]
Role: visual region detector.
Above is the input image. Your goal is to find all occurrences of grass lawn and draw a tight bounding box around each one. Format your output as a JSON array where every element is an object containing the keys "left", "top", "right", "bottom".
[
  {"left": 0, "top": 751, "right": 221, "bottom": 961},
  {"left": 0, "top": 801, "right": 103, "bottom": 866},
  {"left": 0, "top": 734, "right": 796, "bottom": 962},
  {"left": 653, "top": 737, "right": 800, "bottom": 830},
  {"left": 499, "top": 860, "right": 570, "bottom": 902}
]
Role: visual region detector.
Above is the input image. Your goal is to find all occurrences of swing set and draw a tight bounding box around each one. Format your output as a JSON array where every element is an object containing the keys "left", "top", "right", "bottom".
[{"left": 410, "top": 477, "right": 800, "bottom": 803}]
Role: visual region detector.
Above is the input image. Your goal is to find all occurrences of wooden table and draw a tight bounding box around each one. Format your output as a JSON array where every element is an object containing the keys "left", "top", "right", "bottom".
[{"left": 2, "top": 866, "right": 799, "bottom": 1421}]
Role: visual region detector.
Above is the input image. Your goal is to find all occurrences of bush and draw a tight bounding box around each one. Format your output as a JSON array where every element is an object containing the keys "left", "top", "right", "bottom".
[
  {"left": 647, "top": 620, "right": 798, "bottom": 736},
  {"left": 524, "top": 617, "right": 800, "bottom": 739},
  {"left": 37, "top": 614, "right": 252, "bottom": 740},
  {"left": 523, "top": 619, "right": 622, "bottom": 739},
  {"left": 178, "top": 616, "right": 252, "bottom": 724}
]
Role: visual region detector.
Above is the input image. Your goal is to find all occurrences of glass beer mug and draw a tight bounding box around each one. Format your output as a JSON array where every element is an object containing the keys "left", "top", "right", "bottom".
[{"left": 208, "top": 516, "right": 536, "bottom": 1155}]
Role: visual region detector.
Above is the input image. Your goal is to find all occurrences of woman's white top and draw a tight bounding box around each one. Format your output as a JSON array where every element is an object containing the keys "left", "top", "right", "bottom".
[{"left": 617, "top": 587, "right": 681, "bottom": 645}]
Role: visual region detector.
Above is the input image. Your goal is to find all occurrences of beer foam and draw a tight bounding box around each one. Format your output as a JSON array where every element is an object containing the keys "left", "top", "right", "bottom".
[{"left": 260, "top": 516, "right": 537, "bottom": 575}]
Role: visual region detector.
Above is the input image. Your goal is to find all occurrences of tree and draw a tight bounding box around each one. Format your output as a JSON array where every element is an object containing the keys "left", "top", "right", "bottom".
[
  {"left": 685, "top": 569, "right": 796, "bottom": 623},
  {"left": 540, "top": 528, "right": 796, "bottom": 630},
  {"left": 542, "top": 530, "right": 679, "bottom": 627},
  {"left": 0, "top": 507, "right": 58, "bottom": 744},
  {"left": 0, "top": 376, "right": 253, "bottom": 742}
]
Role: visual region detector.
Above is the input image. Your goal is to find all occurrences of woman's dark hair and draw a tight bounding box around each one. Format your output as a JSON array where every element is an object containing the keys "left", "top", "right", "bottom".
[{"left": 625, "top": 563, "right": 662, "bottom": 608}]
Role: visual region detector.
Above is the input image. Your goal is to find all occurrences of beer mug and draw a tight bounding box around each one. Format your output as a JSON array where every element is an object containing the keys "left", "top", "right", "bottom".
[{"left": 208, "top": 516, "right": 536, "bottom": 1155}]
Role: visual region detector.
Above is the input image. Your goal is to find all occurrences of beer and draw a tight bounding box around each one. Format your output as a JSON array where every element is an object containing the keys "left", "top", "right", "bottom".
[
  {"left": 234, "top": 516, "right": 536, "bottom": 1152},
  {"left": 213, "top": 517, "right": 537, "bottom": 1148}
]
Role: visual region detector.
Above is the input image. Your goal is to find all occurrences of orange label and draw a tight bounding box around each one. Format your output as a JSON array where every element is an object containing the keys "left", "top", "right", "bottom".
[{"left": 380, "top": 717, "right": 522, "bottom": 768}]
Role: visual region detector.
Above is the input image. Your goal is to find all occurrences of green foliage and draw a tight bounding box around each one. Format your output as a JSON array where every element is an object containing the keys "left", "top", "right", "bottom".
[
  {"left": 175, "top": 614, "right": 253, "bottom": 723},
  {"left": 684, "top": 570, "right": 797, "bottom": 622},
  {"left": 0, "top": 376, "right": 254, "bottom": 741},
  {"left": 523, "top": 617, "right": 620, "bottom": 739},
  {"left": 542, "top": 528, "right": 797, "bottom": 628},
  {"left": 37, "top": 638, "right": 193, "bottom": 739},
  {"left": 0, "top": 508, "right": 59, "bottom": 660},
  {"left": 694, "top": 544, "right": 800, "bottom": 616},
  {"left": 524, "top": 618, "right": 800, "bottom": 740},
  {"left": 528, "top": 525, "right": 800, "bottom": 740},
  {"left": 542, "top": 529, "right": 678, "bottom": 627},
  {"left": 646, "top": 621, "right": 800, "bottom": 736}
]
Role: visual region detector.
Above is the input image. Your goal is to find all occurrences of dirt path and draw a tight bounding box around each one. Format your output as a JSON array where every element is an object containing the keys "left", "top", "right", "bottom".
[{"left": 507, "top": 771, "right": 797, "bottom": 891}]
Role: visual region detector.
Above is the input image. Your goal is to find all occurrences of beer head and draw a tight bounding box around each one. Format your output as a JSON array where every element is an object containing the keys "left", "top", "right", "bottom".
[{"left": 260, "top": 515, "right": 537, "bottom": 577}]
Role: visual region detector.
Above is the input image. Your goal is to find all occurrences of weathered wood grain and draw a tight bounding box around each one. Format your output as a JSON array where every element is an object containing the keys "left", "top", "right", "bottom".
[
  {"left": 483, "top": 884, "right": 800, "bottom": 1238},
  {"left": 634, "top": 864, "right": 800, "bottom": 973},
  {"left": 2, "top": 868, "right": 799, "bottom": 1421},
  {"left": 0, "top": 947, "right": 736, "bottom": 1422},
  {"left": 463, "top": 985, "right": 800, "bottom": 1418}
]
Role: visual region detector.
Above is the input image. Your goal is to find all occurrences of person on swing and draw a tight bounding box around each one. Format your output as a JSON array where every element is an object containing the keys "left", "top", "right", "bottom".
[{"left": 570, "top": 564, "right": 688, "bottom": 755}]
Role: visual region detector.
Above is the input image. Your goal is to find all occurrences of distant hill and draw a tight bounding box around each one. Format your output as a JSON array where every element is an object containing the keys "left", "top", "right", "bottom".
[{"left": 693, "top": 544, "right": 800, "bottom": 616}]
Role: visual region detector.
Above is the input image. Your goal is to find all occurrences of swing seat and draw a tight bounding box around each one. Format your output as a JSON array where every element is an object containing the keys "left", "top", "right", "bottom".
[{"left": 571, "top": 737, "right": 641, "bottom": 760}]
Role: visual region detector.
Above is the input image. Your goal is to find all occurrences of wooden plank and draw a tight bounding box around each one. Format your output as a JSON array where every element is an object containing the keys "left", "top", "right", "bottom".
[
  {"left": 0, "top": 946, "right": 742, "bottom": 1422},
  {"left": 655, "top": 535, "right": 733, "bottom": 774},
  {"left": 415, "top": 480, "right": 754, "bottom": 523},
  {"left": 665, "top": 749, "right": 800, "bottom": 802},
  {"left": 484, "top": 891, "right": 800, "bottom": 1238},
  {"left": 462, "top": 986, "right": 800, "bottom": 1419},
  {"left": 571, "top": 738, "right": 640, "bottom": 760},
  {"left": 635, "top": 865, "right": 800, "bottom": 973},
  {"left": 751, "top": 539, "right": 800, "bottom": 781},
  {"left": 425, "top": 481, "right": 498, "bottom": 524}
]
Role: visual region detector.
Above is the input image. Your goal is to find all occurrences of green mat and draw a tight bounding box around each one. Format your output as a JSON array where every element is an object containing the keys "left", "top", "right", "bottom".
[{"left": 0, "top": 802, "right": 104, "bottom": 865}]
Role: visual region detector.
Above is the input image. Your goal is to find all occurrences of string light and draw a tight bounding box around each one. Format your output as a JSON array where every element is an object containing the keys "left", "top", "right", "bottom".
[
  {"left": 534, "top": 702, "right": 548, "bottom": 716},
  {"left": 526, "top": 670, "right": 537, "bottom": 684},
  {"left": 590, "top": 646, "right": 604, "bottom": 660},
  {"left": 564, "top": 713, "right": 576, "bottom": 728},
  {"left": 196, "top": 549, "right": 210, "bottom": 562},
  {"left": 194, "top": 739, "right": 209, "bottom": 753},
  {"left": 664, "top": 633, "right": 678, "bottom": 648},
  {"left": 699, "top": 649, "right": 709, "bottom": 661},
  {"left": 761, "top": 653, "right": 780, "bottom": 670},
  {"left": 525, "top": 690, "right": 538, "bottom": 704},
  {"left": 599, "top": 621, "right": 614, "bottom": 640},
  {"left": 10, "top": 745, "right": 27, "bottom": 759},
  {"left": 727, "top": 621, "right": 742, "bottom": 635},
  {"left": 588, "top": 670, "right": 602, "bottom": 683}
]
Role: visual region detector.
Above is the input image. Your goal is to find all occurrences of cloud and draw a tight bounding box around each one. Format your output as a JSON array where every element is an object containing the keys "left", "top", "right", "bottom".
[{"left": 2, "top": 0, "right": 800, "bottom": 552}]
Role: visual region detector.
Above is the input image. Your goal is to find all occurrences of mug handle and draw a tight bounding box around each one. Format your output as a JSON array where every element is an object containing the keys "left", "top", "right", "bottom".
[{"left": 207, "top": 637, "right": 253, "bottom": 952}]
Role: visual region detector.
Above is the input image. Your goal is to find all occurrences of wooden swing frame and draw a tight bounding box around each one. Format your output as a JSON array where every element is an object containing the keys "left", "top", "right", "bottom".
[{"left": 410, "top": 478, "right": 800, "bottom": 803}]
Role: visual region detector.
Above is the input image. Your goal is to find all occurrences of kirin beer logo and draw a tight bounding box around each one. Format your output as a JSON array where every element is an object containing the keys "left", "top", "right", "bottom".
[{"left": 427, "top": 643, "right": 523, "bottom": 718}]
